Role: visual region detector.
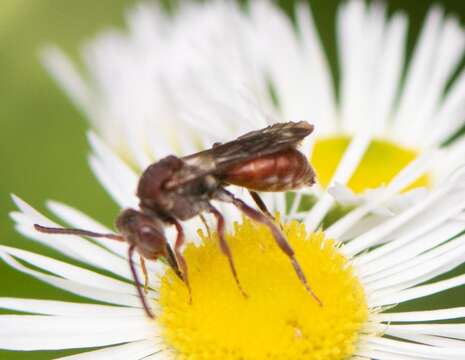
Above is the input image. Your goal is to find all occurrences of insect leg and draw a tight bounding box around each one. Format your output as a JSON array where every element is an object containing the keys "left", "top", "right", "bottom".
[
  {"left": 249, "top": 191, "right": 274, "bottom": 220},
  {"left": 208, "top": 204, "right": 248, "bottom": 298},
  {"left": 170, "top": 219, "right": 192, "bottom": 303},
  {"left": 199, "top": 213, "right": 212, "bottom": 238},
  {"left": 128, "top": 245, "right": 155, "bottom": 318},
  {"left": 217, "top": 189, "right": 322, "bottom": 306},
  {"left": 139, "top": 256, "right": 149, "bottom": 294}
]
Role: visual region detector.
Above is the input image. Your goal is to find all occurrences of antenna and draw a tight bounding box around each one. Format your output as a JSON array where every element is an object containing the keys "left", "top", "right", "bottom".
[{"left": 34, "top": 224, "right": 123, "bottom": 241}]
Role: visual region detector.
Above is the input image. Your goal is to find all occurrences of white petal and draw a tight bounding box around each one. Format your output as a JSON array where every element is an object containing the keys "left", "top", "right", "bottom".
[
  {"left": 57, "top": 340, "right": 162, "bottom": 360},
  {"left": 408, "top": 16, "right": 465, "bottom": 144},
  {"left": 365, "top": 336, "right": 465, "bottom": 359},
  {"left": 371, "top": 273, "right": 465, "bottom": 306},
  {"left": 391, "top": 7, "right": 443, "bottom": 140},
  {"left": 338, "top": 2, "right": 408, "bottom": 136},
  {"left": 46, "top": 200, "right": 128, "bottom": 258},
  {"left": 0, "top": 245, "right": 158, "bottom": 298},
  {"left": 250, "top": 2, "right": 316, "bottom": 124},
  {"left": 0, "top": 298, "right": 140, "bottom": 317},
  {"left": 88, "top": 132, "right": 139, "bottom": 195},
  {"left": 376, "top": 308, "right": 465, "bottom": 322},
  {"left": 431, "top": 71, "right": 465, "bottom": 145},
  {"left": 143, "top": 351, "right": 173, "bottom": 360},
  {"left": 353, "top": 191, "right": 465, "bottom": 271},
  {"left": 89, "top": 155, "right": 138, "bottom": 208},
  {"left": 328, "top": 183, "right": 360, "bottom": 206},
  {"left": 172, "top": 2, "right": 271, "bottom": 142},
  {"left": 332, "top": 214, "right": 386, "bottom": 243},
  {"left": 337, "top": 0, "right": 367, "bottom": 132},
  {"left": 385, "top": 324, "right": 465, "bottom": 340},
  {"left": 366, "top": 234, "right": 465, "bottom": 295},
  {"left": 369, "top": 12, "right": 407, "bottom": 134},
  {"left": 304, "top": 132, "right": 372, "bottom": 230},
  {"left": 355, "top": 347, "right": 419, "bottom": 360},
  {"left": 327, "top": 151, "right": 433, "bottom": 239},
  {"left": 342, "top": 179, "right": 461, "bottom": 257},
  {"left": 0, "top": 251, "right": 141, "bottom": 307},
  {"left": 434, "top": 138, "right": 465, "bottom": 183},
  {"left": 0, "top": 315, "right": 152, "bottom": 350},
  {"left": 40, "top": 46, "right": 95, "bottom": 120},
  {"left": 10, "top": 201, "right": 135, "bottom": 282},
  {"left": 361, "top": 220, "right": 465, "bottom": 282},
  {"left": 384, "top": 333, "right": 465, "bottom": 350},
  {"left": 124, "top": 117, "right": 154, "bottom": 170},
  {"left": 294, "top": 3, "right": 337, "bottom": 134}
]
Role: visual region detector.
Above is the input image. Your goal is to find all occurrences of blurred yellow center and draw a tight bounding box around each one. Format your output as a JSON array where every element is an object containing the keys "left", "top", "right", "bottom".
[
  {"left": 158, "top": 219, "right": 368, "bottom": 360},
  {"left": 311, "top": 136, "right": 430, "bottom": 193}
]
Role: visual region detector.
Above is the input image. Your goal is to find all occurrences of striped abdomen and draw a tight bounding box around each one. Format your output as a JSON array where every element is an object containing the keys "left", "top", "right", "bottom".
[{"left": 223, "top": 149, "right": 315, "bottom": 192}]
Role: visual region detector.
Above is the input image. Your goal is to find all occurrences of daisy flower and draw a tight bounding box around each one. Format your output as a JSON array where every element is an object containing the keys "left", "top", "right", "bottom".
[
  {"left": 3, "top": 137, "right": 465, "bottom": 359},
  {"left": 42, "top": 0, "right": 465, "bottom": 232},
  {"left": 2, "top": 0, "right": 465, "bottom": 359}
]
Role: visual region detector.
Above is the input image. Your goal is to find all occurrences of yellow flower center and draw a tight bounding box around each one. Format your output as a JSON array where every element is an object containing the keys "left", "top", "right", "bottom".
[
  {"left": 158, "top": 219, "right": 368, "bottom": 360},
  {"left": 311, "top": 136, "right": 430, "bottom": 193}
]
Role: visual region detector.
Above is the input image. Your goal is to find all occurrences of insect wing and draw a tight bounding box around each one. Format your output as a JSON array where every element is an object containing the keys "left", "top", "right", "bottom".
[
  {"left": 166, "top": 121, "right": 313, "bottom": 189},
  {"left": 206, "top": 121, "right": 313, "bottom": 167}
]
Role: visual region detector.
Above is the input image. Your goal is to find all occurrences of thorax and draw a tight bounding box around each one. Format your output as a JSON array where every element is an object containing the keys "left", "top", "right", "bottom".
[{"left": 137, "top": 155, "right": 220, "bottom": 221}]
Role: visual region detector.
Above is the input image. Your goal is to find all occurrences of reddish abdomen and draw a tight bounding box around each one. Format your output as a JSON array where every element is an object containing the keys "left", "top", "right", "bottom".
[{"left": 223, "top": 149, "right": 315, "bottom": 192}]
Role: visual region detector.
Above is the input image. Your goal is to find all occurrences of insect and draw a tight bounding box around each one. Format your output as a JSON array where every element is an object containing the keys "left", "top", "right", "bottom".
[{"left": 35, "top": 121, "right": 320, "bottom": 318}]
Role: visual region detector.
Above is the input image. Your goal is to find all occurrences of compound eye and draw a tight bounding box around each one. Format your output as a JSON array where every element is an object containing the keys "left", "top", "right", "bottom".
[{"left": 115, "top": 208, "right": 140, "bottom": 233}]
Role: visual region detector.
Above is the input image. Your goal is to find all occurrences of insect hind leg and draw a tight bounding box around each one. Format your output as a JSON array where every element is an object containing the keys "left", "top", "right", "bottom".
[
  {"left": 208, "top": 204, "right": 248, "bottom": 299},
  {"left": 217, "top": 189, "right": 322, "bottom": 306},
  {"left": 249, "top": 191, "right": 274, "bottom": 220}
]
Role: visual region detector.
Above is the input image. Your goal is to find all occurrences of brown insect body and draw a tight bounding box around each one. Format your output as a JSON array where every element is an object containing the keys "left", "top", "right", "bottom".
[
  {"left": 223, "top": 148, "right": 315, "bottom": 191},
  {"left": 34, "top": 121, "right": 320, "bottom": 318}
]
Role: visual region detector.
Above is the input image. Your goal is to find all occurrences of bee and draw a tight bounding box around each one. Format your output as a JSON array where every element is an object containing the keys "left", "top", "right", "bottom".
[{"left": 35, "top": 121, "right": 320, "bottom": 318}]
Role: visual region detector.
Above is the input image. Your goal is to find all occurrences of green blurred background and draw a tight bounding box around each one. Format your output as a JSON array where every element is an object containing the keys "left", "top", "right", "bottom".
[{"left": 1, "top": 0, "right": 465, "bottom": 358}]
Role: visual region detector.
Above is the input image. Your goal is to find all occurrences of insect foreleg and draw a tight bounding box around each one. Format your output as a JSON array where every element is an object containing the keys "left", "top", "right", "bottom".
[
  {"left": 217, "top": 189, "right": 322, "bottom": 306},
  {"left": 140, "top": 256, "right": 149, "bottom": 294},
  {"left": 208, "top": 204, "right": 248, "bottom": 298},
  {"left": 128, "top": 245, "right": 155, "bottom": 318},
  {"left": 199, "top": 213, "right": 212, "bottom": 238},
  {"left": 169, "top": 219, "right": 192, "bottom": 303}
]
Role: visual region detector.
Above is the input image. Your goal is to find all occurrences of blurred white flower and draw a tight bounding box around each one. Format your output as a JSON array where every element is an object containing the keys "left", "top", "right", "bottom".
[{"left": 43, "top": 0, "right": 465, "bottom": 231}]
